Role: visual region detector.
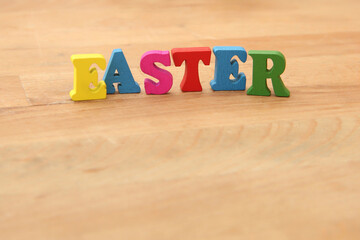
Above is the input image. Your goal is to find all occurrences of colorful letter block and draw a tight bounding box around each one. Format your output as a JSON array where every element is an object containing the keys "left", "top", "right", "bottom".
[
  {"left": 69, "top": 54, "right": 107, "bottom": 101},
  {"left": 69, "top": 47, "right": 291, "bottom": 101},
  {"left": 140, "top": 50, "right": 173, "bottom": 95},
  {"left": 247, "top": 50, "right": 290, "bottom": 97},
  {"left": 210, "top": 46, "right": 247, "bottom": 91},
  {"left": 171, "top": 47, "right": 211, "bottom": 92},
  {"left": 103, "top": 49, "right": 140, "bottom": 94}
]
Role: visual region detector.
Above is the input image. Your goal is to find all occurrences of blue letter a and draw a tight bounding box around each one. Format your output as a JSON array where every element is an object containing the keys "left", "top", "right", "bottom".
[{"left": 103, "top": 49, "right": 141, "bottom": 94}]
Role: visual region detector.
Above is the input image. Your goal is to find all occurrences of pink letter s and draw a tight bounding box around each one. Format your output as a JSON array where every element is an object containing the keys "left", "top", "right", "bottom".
[{"left": 140, "top": 50, "right": 173, "bottom": 94}]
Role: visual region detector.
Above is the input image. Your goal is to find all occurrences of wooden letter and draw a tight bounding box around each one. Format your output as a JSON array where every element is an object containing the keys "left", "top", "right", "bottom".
[
  {"left": 210, "top": 46, "right": 247, "bottom": 91},
  {"left": 103, "top": 49, "right": 141, "bottom": 94},
  {"left": 70, "top": 54, "right": 107, "bottom": 101},
  {"left": 247, "top": 50, "right": 290, "bottom": 97},
  {"left": 140, "top": 50, "right": 173, "bottom": 95},
  {"left": 171, "top": 47, "right": 211, "bottom": 92}
]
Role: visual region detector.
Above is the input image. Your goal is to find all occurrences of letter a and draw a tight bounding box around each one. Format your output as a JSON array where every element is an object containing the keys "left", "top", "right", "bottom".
[{"left": 103, "top": 49, "right": 141, "bottom": 94}]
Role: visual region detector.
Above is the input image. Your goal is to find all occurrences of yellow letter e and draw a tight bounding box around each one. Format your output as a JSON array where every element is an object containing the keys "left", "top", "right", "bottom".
[{"left": 70, "top": 54, "right": 107, "bottom": 101}]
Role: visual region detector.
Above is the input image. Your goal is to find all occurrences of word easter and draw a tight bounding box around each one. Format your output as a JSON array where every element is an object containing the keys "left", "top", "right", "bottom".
[{"left": 69, "top": 47, "right": 290, "bottom": 101}]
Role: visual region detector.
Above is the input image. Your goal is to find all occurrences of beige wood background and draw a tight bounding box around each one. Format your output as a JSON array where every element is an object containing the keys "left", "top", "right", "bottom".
[{"left": 1, "top": 0, "right": 360, "bottom": 239}]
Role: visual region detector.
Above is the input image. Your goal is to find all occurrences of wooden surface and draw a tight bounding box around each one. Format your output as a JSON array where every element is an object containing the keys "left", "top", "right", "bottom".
[{"left": 1, "top": 0, "right": 360, "bottom": 239}]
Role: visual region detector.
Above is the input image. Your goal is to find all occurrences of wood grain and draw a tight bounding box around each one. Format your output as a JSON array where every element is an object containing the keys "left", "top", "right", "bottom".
[{"left": 0, "top": 0, "right": 360, "bottom": 239}]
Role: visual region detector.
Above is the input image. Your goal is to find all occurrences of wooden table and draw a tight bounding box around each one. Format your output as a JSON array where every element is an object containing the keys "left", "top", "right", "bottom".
[{"left": 1, "top": 0, "right": 360, "bottom": 239}]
